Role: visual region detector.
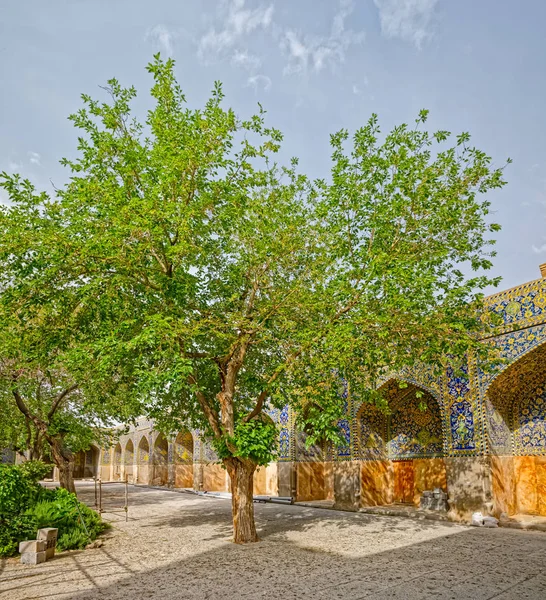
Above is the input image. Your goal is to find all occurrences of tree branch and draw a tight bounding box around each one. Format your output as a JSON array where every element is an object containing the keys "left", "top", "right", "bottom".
[{"left": 47, "top": 384, "right": 79, "bottom": 420}]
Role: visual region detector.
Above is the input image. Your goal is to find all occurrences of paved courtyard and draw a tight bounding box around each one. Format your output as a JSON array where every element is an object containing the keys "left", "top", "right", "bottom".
[{"left": 1, "top": 482, "right": 545, "bottom": 600}]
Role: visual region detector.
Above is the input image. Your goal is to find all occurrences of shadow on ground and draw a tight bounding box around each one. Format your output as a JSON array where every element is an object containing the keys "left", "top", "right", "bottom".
[{"left": 2, "top": 485, "right": 545, "bottom": 600}]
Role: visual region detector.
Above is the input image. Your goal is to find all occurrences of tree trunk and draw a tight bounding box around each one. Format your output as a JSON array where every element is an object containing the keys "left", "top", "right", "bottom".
[
  {"left": 225, "top": 457, "right": 258, "bottom": 543},
  {"left": 49, "top": 440, "right": 77, "bottom": 495}
]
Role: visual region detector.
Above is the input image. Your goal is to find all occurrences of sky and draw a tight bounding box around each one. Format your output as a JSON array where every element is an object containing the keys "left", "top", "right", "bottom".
[{"left": 1, "top": 0, "right": 546, "bottom": 292}]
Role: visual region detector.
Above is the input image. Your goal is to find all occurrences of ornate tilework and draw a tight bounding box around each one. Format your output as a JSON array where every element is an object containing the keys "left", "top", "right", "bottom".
[
  {"left": 356, "top": 402, "right": 387, "bottom": 461},
  {"left": 388, "top": 390, "right": 443, "bottom": 459},
  {"left": 336, "top": 419, "right": 351, "bottom": 457},
  {"left": 516, "top": 387, "right": 546, "bottom": 454},
  {"left": 279, "top": 429, "right": 290, "bottom": 459},
  {"left": 174, "top": 430, "right": 193, "bottom": 463},
  {"left": 483, "top": 278, "right": 546, "bottom": 334},
  {"left": 138, "top": 436, "right": 149, "bottom": 463},
  {"left": 124, "top": 440, "right": 134, "bottom": 465},
  {"left": 449, "top": 399, "right": 476, "bottom": 451},
  {"left": 101, "top": 449, "right": 111, "bottom": 465},
  {"left": 484, "top": 397, "right": 512, "bottom": 455}
]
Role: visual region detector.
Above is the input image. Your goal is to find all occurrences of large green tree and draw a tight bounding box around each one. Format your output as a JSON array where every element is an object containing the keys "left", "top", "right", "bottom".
[{"left": 0, "top": 56, "right": 507, "bottom": 542}]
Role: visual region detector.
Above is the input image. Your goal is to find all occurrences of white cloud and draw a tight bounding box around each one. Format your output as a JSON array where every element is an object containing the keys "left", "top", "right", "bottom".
[
  {"left": 146, "top": 25, "right": 176, "bottom": 57},
  {"left": 373, "top": 0, "right": 440, "bottom": 49},
  {"left": 8, "top": 160, "right": 22, "bottom": 172},
  {"left": 246, "top": 74, "right": 272, "bottom": 92},
  {"left": 231, "top": 49, "right": 261, "bottom": 71},
  {"left": 280, "top": 0, "right": 364, "bottom": 75},
  {"left": 28, "top": 151, "right": 41, "bottom": 166},
  {"left": 198, "top": 0, "right": 273, "bottom": 63},
  {"left": 532, "top": 242, "right": 546, "bottom": 255},
  {"left": 352, "top": 77, "right": 369, "bottom": 95}
]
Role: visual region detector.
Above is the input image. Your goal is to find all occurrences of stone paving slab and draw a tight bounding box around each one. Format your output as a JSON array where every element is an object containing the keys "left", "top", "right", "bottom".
[{"left": 1, "top": 482, "right": 545, "bottom": 600}]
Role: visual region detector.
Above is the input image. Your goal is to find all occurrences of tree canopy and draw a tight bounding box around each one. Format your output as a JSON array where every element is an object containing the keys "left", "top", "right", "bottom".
[{"left": 0, "top": 55, "right": 508, "bottom": 541}]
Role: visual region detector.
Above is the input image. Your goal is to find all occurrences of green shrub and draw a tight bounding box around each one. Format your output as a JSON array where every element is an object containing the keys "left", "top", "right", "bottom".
[
  {"left": 0, "top": 462, "right": 108, "bottom": 556},
  {"left": 28, "top": 488, "right": 108, "bottom": 551},
  {"left": 0, "top": 514, "right": 37, "bottom": 557},
  {"left": 18, "top": 460, "right": 54, "bottom": 484},
  {"left": 0, "top": 464, "right": 39, "bottom": 515}
]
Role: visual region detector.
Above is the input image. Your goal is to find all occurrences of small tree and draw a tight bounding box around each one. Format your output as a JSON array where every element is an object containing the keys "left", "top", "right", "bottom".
[
  {"left": 0, "top": 56, "right": 507, "bottom": 542},
  {"left": 0, "top": 190, "right": 140, "bottom": 492}
]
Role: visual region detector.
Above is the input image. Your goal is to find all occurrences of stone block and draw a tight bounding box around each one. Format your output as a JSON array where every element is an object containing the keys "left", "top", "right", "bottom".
[
  {"left": 37, "top": 527, "right": 58, "bottom": 560},
  {"left": 19, "top": 540, "right": 46, "bottom": 554},
  {"left": 265, "top": 462, "right": 279, "bottom": 496},
  {"left": 37, "top": 527, "right": 58, "bottom": 541},
  {"left": 202, "top": 463, "right": 228, "bottom": 492},
  {"left": 21, "top": 551, "right": 46, "bottom": 565},
  {"left": 174, "top": 464, "right": 194, "bottom": 488}
]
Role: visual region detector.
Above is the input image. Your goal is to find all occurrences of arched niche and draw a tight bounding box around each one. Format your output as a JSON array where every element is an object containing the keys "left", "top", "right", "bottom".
[
  {"left": 137, "top": 436, "right": 150, "bottom": 484},
  {"left": 173, "top": 429, "right": 194, "bottom": 489},
  {"left": 124, "top": 439, "right": 134, "bottom": 482},
  {"left": 358, "top": 379, "right": 447, "bottom": 508},
  {"left": 152, "top": 433, "right": 169, "bottom": 486},
  {"left": 485, "top": 341, "right": 546, "bottom": 517}
]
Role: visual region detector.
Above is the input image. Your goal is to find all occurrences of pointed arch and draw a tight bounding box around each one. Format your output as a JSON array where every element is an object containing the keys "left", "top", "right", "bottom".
[
  {"left": 124, "top": 438, "right": 134, "bottom": 482},
  {"left": 138, "top": 435, "right": 150, "bottom": 464},
  {"left": 174, "top": 430, "right": 193, "bottom": 464},
  {"left": 174, "top": 429, "right": 194, "bottom": 488},
  {"left": 137, "top": 435, "right": 150, "bottom": 484},
  {"left": 484, "top": 338, "right": 546, "bottom": 517},
  {"left": 113, "top": 442, "right": 122, "bottom": 481},
  {"left": 152, "top": 433, "right": 169, "bottom": 486},
  {"left": 124, "top": 438, "right": 134, "bottom": 465}
]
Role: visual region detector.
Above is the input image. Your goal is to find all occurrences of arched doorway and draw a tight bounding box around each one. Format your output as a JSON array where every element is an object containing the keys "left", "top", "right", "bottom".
[
  {"left": 113, "top": 443, "right": 122, "bottom": 481},
  {"left": 73, "top": 446, "right": 99, "bottom": 479},
  {"left": 137, "top": 436, "right": 150, "bottom": 484},
  {"left": 485, "top": 341, "right": 546, "bottom": 517},
  {"left": 124, "top": 439, "right": 134, "bottom": 482},
  {"left": 174, "top": 430, "right": 194, "bottom": 488},
  {"left": 153, "top": 434, "right": 169, "bottom": 486},
  {"left": 358, "top": 379, "right": 447, "bottom": 508}
]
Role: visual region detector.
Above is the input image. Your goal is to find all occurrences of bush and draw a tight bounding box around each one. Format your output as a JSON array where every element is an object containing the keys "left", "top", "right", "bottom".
[
  {"left": 29, "top": 488, "right": 108, "bottom": 551},
  {"left": 0, "top": 463, "right": 40, "bottom": 515},
  {"left": 0, "top": 462, "right": 108, "bottom": 556},
  {"left": 18, "top": 460, "right": 54, "bottom": 484},
  {"left": 0, "top": 514, "right": 37, "bottom": 558}
]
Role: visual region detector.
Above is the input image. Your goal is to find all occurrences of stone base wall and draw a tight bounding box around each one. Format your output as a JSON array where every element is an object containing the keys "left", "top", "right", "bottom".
[
  {"left": 361, "top": 460, "right": 393, "bottom": 506},
  {"left": 333, "top": 461, "right": 361, "bottom": 511},
  {"left": 444, "top": 456, "right": 492, "bottom": 522},
  {"left": 295, "top": 462, "right": 334, "bottom": 501},
  {"left": 491, "top": 455, "right": 546, "bottom": 517},
  {"left": 174, "top": 464, "right": 193, "bottom": 488}
]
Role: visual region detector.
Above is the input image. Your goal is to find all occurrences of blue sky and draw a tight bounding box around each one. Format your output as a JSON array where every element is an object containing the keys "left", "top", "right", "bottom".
[{"left": 1, "top": 0, "right": 546, "bottom": 291}]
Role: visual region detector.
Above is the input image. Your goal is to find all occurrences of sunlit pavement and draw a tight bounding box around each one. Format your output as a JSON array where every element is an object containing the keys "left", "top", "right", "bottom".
[{"left": 1, "top": 481, "right": 545, "bottom": 600}]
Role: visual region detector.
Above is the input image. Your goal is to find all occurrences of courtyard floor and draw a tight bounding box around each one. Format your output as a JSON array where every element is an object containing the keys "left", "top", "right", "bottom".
[{"left": 1, "top": 482, "right": 545, "bottom": 600}]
